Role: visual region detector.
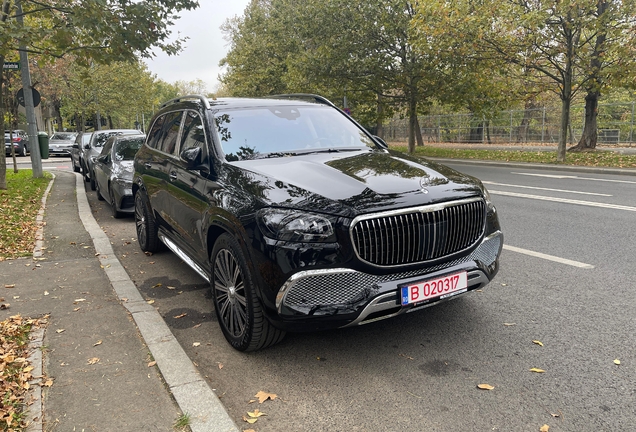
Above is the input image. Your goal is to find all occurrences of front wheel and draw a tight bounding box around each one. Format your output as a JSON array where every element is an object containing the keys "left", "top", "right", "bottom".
[
  {"left": 134, "top": 192, "right": 161, "bottom": 252},
  {"left": 211, "top": 234, "right": 285, "bottom": 351}
]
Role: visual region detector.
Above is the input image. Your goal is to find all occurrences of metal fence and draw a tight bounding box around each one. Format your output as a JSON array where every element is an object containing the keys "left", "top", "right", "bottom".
[{"left": 386, "top": 102, "right": 636, "bottom": 145}]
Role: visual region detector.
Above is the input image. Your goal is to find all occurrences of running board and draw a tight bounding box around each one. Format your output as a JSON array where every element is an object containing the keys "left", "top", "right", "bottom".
[{"left": 159, "top": 234, "right": 210, "bottom": 282}]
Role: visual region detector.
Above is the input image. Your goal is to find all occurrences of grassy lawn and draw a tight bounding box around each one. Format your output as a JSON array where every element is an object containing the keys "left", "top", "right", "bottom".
[
  {"left": 0, "top": 170, "right": 52, "bottom": 260},
  {"left": 390, "top": 144, "right": 636, "bottom": 169}
]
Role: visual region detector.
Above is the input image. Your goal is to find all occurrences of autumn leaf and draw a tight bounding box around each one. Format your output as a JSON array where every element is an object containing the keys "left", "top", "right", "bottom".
[
  {"left": 242, "top": 416, "right": 258, "bottom": 424},
  {"left": 93, "top": 340, "right": 102, "bottom": 347},
  {"left": 247, "top": 409, "right": 266, "bottom": 418},
  {"left": 477, "top": 384, "right": 494, "bottom": 390},
  {"left": 152, "top": 283, "right": 162, "bottom": 288},
  {"left": 218, "top": 362, "right": 224, "bottom": 369},
  {"left": 0, "top": 303, "right": 9, "bottom": 310},
  {"left": 503, "top": 323, "right": 516, "bottom": 326},
  {"left": 148, "top": 361, "right": 157, "bottom": 367},
  {"left": 255, "top": 390, "right": 278, "bottom": 403},
  {"left": 532, "top": 340, "right": 544, "bottom": 347},
  {"left": 87, "top": 357, "right": 100, "bottom": 365},
  {"left": 55, "top": 329, "right": 65, "bottom": 334},
  {"left": 530, "top": 368, "right": 545, "bottom": 373},
  {"left": 174, "top": 313, "right": 187, "bottom": 319},
  {"left": 4, "top": 284, "right": 15, "bottom": 288},
  {"left": 540, "top": 425, "right": 550, "bottom": 432},
  {"left": 193, "top": 342, "right": 201, "bottom": 347},
  {"left": 614, "top": 359, "right": 621, "bottom": 365},
  {"left": 147, "top": 300, "right": 155, "bottom": 305}
]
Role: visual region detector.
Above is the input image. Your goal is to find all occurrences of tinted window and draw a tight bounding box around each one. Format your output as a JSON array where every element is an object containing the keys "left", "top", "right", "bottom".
[
  {"left": 180, "top": 111, "right": 206, "bottom": 154},
  {"left": 93, "top": 131, "right": 121, "bottom": 148},
  {"left": 214, "top": 106, "right": 375, "bottom": 161},
  {"left": 159, "top": 111, "right": 183, "bottom": 155},
  {"left": 101, "top": 136, "right": 115, "bottom": 156},
  {"left": 115, "top": 137, "right": 145, "bottom": 161},
  {"left": 51, "top": 133, "right": 76, "bottom": 140},
  {"left": 146, "top": 116, "right": 165, "bottom": 150}
]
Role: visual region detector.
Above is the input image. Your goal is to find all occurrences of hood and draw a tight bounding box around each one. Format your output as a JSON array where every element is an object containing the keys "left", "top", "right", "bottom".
[{"left": 227, "top": 150, "right": 483, "bottom": 217}]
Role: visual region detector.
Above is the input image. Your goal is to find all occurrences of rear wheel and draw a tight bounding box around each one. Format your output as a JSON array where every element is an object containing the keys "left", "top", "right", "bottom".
[
  {"left": 134, "top": 191, "right": 161, "bottom": 252},
  {"left": 89, "top": 169, "right": 97, "bottom": 191},
  {"left": 211, "top": 234, "right": 285, "bottom": 351},
  {"left": 73, "top": 159, "right": 80, "bottom": 173}
]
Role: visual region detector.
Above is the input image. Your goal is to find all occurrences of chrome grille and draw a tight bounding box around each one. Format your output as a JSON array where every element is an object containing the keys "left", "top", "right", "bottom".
[{"left": 350, "top": 198, "right": 486, "bottom": 266}]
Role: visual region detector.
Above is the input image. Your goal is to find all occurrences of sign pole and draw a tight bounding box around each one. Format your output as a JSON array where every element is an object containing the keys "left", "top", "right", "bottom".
[{"left": 15, "top": 0, "right": 42, "bottom": 178}]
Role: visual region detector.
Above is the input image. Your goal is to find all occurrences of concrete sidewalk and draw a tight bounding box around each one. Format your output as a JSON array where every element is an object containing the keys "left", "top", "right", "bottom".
[{"left": 0, "top": 170, "right": 237, "bottom": 432}]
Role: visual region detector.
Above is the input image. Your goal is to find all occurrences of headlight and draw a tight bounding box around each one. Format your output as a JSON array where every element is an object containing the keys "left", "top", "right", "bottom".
[{"left": 258, "top": 208, "right": 336, "bottom": 243}]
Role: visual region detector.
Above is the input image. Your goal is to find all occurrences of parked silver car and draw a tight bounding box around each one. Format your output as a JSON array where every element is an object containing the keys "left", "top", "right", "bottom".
[
  {"left": 70, "top": 132, "right": 92, "bottom": 172},
  {"left": 81, "top": 129, "right": 139, "bottom": 190},
  {"left": 94, "top": 134, "right": 145, "bottom": 218},
  {"left": 48, "top": 132, "right": 78, "bottom": 156},
  {"left": 4, "top": 130, "right": 29, "bottom": 156}
]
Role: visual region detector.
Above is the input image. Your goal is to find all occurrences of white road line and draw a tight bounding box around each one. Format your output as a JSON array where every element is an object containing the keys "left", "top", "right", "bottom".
[
  {"left": 482, "top": 181, "right": 612, "bottom": 196},
  {"left": 489, "top": 190, "right": 636, "bottom": 212},
  {"left": 503, "top": 245, "right": 595, "bottom": 269},
  {"left": 512, "top": 172, "right": 636, "bottom": 185}
]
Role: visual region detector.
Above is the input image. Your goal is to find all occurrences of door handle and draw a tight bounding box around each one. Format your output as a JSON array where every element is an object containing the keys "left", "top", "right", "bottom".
[
  {"left": 144, "top": 162, "right": 152, "bottom": 169},
  {"left": 169, "top": 171, "right": 177, "bottom": 180}
]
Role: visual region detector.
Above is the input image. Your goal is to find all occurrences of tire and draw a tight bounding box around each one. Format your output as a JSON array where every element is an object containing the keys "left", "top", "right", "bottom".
[
  {"left": 82, "top": 162, "right": 90, "bottom": 183},
  {"left": 95, "top": 180, "right": 105, "bottom": 201},
  {"left": 89, "top": 170, "right": 96, "bottom": 191},
  {"left": 134, "top": 191, "right": 161, "bottom": 252},
  {"left": 211, "top": 233, "right": 285, "bottom": 351},
  {"left": 73, "top": 158, "right": 80, "bottom": 173},
  {"left": 110, "top": 187, "right": 123, "bottom": 219},
  {"left": 18, "top": 146, "right": 25, "bottom": 157}
]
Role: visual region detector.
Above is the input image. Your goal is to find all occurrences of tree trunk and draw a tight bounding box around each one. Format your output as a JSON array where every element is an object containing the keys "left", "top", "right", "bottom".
[
  {"left": 558, "top": 96, "right": 570, "bottom": 162},
  {"left": 0, "top": 64, "right": 7, "bottom": 190},
  {"left": 408, "top": 97, "right": 417, "bottom": 154},
  {"left": 569, "top": 0, "right": 607, "bottom": 153},
  {"left": 376, "top": 93, "right": 384, "bottom": 139},
  {"left": 415, "top": 116, "right": 424, "bottom": 147}
]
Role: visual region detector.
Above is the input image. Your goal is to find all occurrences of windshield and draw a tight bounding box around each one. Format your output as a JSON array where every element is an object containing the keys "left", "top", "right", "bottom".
[
  {"left": 51, "top": 133, "right": 76, "bottom": 140},
  {"left": 114, "top": 137, "right": 144, "bottom": 161},
  {"left": 214, "top": 106, "right": 376, "bottom": 161}
]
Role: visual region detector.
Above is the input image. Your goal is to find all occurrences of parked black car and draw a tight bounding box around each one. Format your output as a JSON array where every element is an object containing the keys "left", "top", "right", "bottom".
[
  {"left": 81, "top": 129, "right": 139, "bottom": 190},
  {"left": 94, "top": 134, "right": 145, "bottom": 218},
  {"left": 133, "top": 95, "right": 503, "bottom": 351}
]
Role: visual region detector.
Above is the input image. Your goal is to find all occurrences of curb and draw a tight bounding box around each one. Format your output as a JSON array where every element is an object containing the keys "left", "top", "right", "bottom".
[
  {"left": 33, "top": 174, "right": 56, "bottom": 260},
  {"left": 72, "top": 173, "right": 239, "bottom": 432},
  {"left": 428, "top": 157, "right": 636, "bottom": 177},
  {"left": 26, "top": 327, "right": 45, "bottom": 432}
]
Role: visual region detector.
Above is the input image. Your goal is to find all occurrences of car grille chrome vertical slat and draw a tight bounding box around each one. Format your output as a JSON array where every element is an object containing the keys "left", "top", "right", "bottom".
[{"left": 350, "top": 198, "right": 486, "bottom": 267}]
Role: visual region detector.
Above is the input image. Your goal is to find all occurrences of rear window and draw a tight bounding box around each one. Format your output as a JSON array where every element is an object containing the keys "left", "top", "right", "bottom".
[
  {"left": 214, "top": 106, "right": 375, "bottom": 161},
  {"left": 51, "top": 133, "right": 76, "bottom": 140}
]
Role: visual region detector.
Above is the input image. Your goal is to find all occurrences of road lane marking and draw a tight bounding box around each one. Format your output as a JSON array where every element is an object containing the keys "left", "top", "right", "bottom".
[
  {"left": 489, "top": 190, "right": 636, "bottom": 212},
  {"left": 482, "top": 181, "right": 612, "bottom": 196},
  {"left": 503, "top": 245, "right": 595, "bottom": 269},
  {"left": 512, "top": 172, "right": 636, "bottom": 185}
]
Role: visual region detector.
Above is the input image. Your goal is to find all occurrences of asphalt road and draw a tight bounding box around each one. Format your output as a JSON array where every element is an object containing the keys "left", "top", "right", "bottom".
[{"left": 32, "top": 156, "right": 636, "bottom": 431}]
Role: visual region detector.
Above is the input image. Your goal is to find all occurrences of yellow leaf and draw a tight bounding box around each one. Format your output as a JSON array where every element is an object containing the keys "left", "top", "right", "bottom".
[
  {"left": 87, "top": 357, "right": 100, "bottom": 365},
  {"left": 532, "top": 340, "right": 544, "bottom": 347},
  {"left": 530, "top": 368, "right": 545, "bottom": 373},
  {"left": 503, "top": 323, "right": 516, "bottom": 326},
  {"left": 614, "top": 359, "right": 621, "bottom": 365},
  {"left": 93, "top": 340, "right": 102, "bottom": 347},
  {"left": 42, "top": 379, "right": 53, "bottom": 387},
  {"left": 146, "top": 300, "right": 155, "bottom": 305},
  {"left": 255, "top": 390, "right": 278, "bottom": 403},
  {"left": 247, "top": 409, "right": 266, "bottom": 418},
  {"left": 56, "top": 329, "right": 65, "bottom": 334},
  {"left": 218, "top": 362, "right": 224, "bottom": 369},
  {"left": 147, "top": 361, "right": 157, "bottom": 367},
  {"left": 540, "top": 425, "right": 550, "bottom": 432},
  {"left": 5, "top": 284, "right": 15, "bottom": 288},
  {"left": 242, "top": 416, "right": 258, "bottom": 424},
  {"left": 174, "top": 313, "right": 187, "bottom": 319},
  {"left": 152, "top": 283, "right": 162, "bottom": 288},
  {"left": 193, "top": 342, "right": 201, "bottom": 347},
  {"left": 477, "top": 384, "right": 494, "bottom": 390}
]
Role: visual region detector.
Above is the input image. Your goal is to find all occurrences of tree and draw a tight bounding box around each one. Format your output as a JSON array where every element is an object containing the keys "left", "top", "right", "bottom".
[{"left": 0, "top": 0, "right": 199, "bottom": 186}]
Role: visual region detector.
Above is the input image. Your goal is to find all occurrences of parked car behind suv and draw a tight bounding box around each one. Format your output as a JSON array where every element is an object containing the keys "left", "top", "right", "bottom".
[
  {"left": 81, "top": 129, "right": 139, "bottom": 190},
  {"left": 70, "top": 132, "right": 92, "bottom": 172},
  {"left": 94, "top": 133, "right": 145, "bottom": 218},
  {"left": 4, "top": 130, "right": 29, "bottom": 156},
  {"left": 48, "top": 132, "right": 78, "bottom": 156},
  {"left": 133, "top": 94, "right": 503, "bottom": 351}
]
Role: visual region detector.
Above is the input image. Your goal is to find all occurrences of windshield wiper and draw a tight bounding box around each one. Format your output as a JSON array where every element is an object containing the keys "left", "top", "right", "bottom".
[{"left": 292, "top": 147, "right": 365, "bottom": 156}]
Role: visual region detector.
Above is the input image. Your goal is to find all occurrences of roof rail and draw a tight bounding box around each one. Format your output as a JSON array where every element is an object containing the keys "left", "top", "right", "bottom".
[
  {"left": 268, "top": 94, "right": 337, "bottom": 108},
  {"left": 159, "top": 94, "right": 211, "bottom": 110}
]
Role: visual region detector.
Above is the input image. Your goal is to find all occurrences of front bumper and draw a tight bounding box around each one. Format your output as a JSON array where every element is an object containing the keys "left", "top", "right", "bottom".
[{"left": 273, "top": 230, "right": 502, "bottom": 331}]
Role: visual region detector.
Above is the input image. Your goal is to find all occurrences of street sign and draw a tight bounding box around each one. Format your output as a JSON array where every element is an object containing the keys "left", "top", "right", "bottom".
[
  {"left": 17, "top": 87, "right": 41, "bottom": 108},
  {"left": 3, "top": 62, "right": 20, "bottom": 70}
]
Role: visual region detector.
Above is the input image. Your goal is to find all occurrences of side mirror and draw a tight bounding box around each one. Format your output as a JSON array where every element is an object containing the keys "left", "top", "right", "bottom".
[
  {"left": 180, "top": 146, "right": 204, "bottom": 169},
  {"left": 373, "top": 135, "right": 389, "bottom": 149},
  {"left": 84, "top": 144, "right": 91, "bottom": 150}
]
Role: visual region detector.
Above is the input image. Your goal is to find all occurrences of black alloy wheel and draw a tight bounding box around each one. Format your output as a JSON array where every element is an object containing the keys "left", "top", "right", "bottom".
[
  {"left": 211, "top": 233, "right": 285, "bottom": 351},
  {"left": 134, "top": 192, "right": 161, "bottom": 252}
]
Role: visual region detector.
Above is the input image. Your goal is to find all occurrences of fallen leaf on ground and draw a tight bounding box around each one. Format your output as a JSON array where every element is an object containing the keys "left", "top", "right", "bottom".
[
  {"left": 74, "top": 298, "right": 86, "bottom": 303},
  {"left": 247, "top": 409, "right": 266, "bottom": 418},
  {"left": 614, "top": 359, "right": 621, "bottom": 365},
  {"left": 87, "top": 357, "right": 100, "bottom": 365},
  {"left": 167, "top": 286, "right": 176, "bottom": 290},
  {"left": 55, "top": 329, "right": 65, "bottom": 334},
  {"left": 42, "top": 379, "right": 53, "bottom": 387},
  {"left": 44, "top": 291, "right": 49, "bottom": 296},
  {"left": 399, "top": 353, "right": 414, "bottom": 360},
  {"left": 193, "top": 323, "right": 202, "bottom": 328},
  {"left": 4, "top": 284, "right": 15, "bottom": 288},
  {"left": 532, "top": 340, "right": 544, "bottom": 347},
  {"left": 255, "top": 391, "right": 278, "bottom": 403},
  {"left": 503, "top": 323, "right": 516, "bottom": 326},
  {"left": 0, "top": 303, "right": 9, "bottom": 310},
  {"left": 73, "top": 307, "right": 80, "bottom": 312},
  {"left": 147, "top": 361, "right": 157, "bottom": 367},
  {"left": 93, "top": 340, "right": 102, "bottom": 347},
  {"left": 152, "top": 283, "right": 162, "bottom": 288},
  {"left": 174, "top": 313, "right": 187, "bottom": 319},
  {"left": 477, "top": 384, "right": 494, "bottom": 390},
  {"left": 530, "top": 368, "right": 545, "bottom": 373},
  {"left": 540, "top": 425, "right": 550, "bottom": 432},
  {"left": 146, "top": 300, "right": 155, "bottom": 305},
  {"left": 193, "top": 342, "right": 201, "bottom": 347},
  {"left": 242, "top": 416, "right": 258, "bottom": 424},
  {"left": 218, "top": 362, "right": 224, "bottom": 369}
]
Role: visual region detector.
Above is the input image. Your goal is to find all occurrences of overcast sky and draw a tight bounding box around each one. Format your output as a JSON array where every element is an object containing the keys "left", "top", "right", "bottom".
[{"left": 145, "top": 1, "right": 250, "bottom": 93}]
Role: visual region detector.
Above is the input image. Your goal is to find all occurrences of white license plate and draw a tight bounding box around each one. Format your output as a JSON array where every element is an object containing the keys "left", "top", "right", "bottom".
[{"left": 401, "top": 271, "right": 468, "bottom": 306}]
